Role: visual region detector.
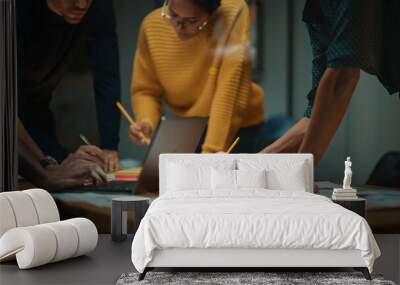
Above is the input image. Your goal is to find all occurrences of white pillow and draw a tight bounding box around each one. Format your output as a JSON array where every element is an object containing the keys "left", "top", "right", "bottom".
[
  {"left": 266, "top": 166, "right": 307, "bottom": 191},
  {"left": 238, "top": 159, "right": 308, "bottom": 191},
  {"left": 237, "top": 169, "right": 267, "bottom": 189},
  {"left": 167, "top": 162, "right": 210, "bottom": 191},
  {"left": 211, "top": 169, "right": 236, "bottom": 190},
  {"left": 166, "top": 159, "right": 236, "bottom": 192},
  {"left": 211, "top": 169, "right": 267, "bottom": 190},
  {"left": 167, "top": 158, "right": 236, "bottom": 170}
]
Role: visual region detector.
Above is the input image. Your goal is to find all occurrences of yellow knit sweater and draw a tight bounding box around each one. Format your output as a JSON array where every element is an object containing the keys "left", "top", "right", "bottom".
[{"left": 131, "top": 0, "right": 265, "bottom": 153}]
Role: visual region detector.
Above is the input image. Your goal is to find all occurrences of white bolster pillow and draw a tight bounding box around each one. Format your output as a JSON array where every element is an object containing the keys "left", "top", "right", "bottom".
[
  {"left": 0, "top": 196, "right": 17, "bottom": 237},
  {"left": 0, "top": 226, "right": 57, "bottom": 268},
  {"left": 42, "top": 221, "right": 79, "bottom": 263},
  {"left": 0, "top": 218, "right": 98, "bottom": 269},
  {"left": 0, "top": 189, "right": 60, "bottom": 238},
  {"left": 0, "top": 191, "right": 39, "bottom": 228},
  {"left": 65, "top": 218, "right": 98, "bottom": 257},
  {"left": 23, "top": 189, "right": 60, "bottom": 224}
]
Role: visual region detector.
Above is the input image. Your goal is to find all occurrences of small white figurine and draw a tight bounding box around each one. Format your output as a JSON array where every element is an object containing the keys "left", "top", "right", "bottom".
[
  {"left": 342, "top": 157, "right": 352, "bottom": 190},
  {"left": 332, "top": 157, "right": 357, "bottom": 199}
]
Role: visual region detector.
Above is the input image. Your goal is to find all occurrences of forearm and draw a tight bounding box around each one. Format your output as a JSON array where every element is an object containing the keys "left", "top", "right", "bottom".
[
  {"left": 95, "top": 95, "right": 121, "bottom": 150},
  {"left": 132, "top": 93, "right": 162, "bottom": 131},
  {"left": 91, "top": 57, "right": 121, "bottom": 150},
  {"left": 202, "top": 116, "right": 241, "bottom": 153},
  {"left": 202, "top": 56, "right": 252, "bottom": 153},
  {"left": 202, "top": 82, "right": 248, "bottom": 153},
  {"left": 17, "top": 119, "right": 45, "bottom": 161},
  {"left": 92, "top": 56, "right": 121, "bottom": 150},
  {"left": 130, "top": 20, "right": 165, "bottom": 132},
  {"left": 260, "top": 117, "right": 310, "bottom": 153},
  {"left": 298, "top": 67, "right": 360, "bottom": 165},
  {"left": 88, "top": 3, "right": 121, "bottom": 150},
  {"left": 18, "top": 141, "right": 49, "bottom": 188}
]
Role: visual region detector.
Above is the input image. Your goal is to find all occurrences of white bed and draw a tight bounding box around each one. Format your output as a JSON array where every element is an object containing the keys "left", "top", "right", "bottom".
[{"left": 131, "top": 154, "right": 380, "bottom": 280}]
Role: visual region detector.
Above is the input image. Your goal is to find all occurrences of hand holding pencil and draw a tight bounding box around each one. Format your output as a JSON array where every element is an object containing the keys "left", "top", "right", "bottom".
[
  {"left": 128, "top": 122, "right": 152, "bottom": 145},
  {"left": 116, "top": 102, "right": 151, "bottom": 145}
]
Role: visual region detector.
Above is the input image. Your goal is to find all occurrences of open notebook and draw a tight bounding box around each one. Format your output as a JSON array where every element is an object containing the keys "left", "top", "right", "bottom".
[{"left": 107, "top": 167, "right": 142, "bottom": 182}]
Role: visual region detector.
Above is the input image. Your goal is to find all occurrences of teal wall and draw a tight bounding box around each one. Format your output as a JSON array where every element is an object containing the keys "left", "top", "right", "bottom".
[
  {"left": 260, "top": 0, "right": 289, "bottom": 116},
  {"left": 53, "top": 0, "right": 399, "bottom": 184},
  {"left": 114, "top": 1, "right": 154, "bottom": 160}
]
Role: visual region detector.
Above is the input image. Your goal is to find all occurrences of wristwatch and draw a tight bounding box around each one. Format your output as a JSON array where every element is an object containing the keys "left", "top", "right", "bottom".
[{"left": 40, "top": 156, "right": 59, "bottom": 168}]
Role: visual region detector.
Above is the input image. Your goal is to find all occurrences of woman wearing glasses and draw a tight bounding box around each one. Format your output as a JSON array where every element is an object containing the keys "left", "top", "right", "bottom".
[{"left": 129, "top": 0, "right": 266, "bottom": 153}]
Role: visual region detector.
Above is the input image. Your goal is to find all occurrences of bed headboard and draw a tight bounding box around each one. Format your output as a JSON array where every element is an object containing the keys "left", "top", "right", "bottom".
[{"left": 159, "top": 154, "right": 314, "bottom": 195}]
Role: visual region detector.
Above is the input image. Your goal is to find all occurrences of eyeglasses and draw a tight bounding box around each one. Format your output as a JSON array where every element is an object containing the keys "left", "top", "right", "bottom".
[{"left": 161, "top": 0, "right": 208, "bottom": 34}]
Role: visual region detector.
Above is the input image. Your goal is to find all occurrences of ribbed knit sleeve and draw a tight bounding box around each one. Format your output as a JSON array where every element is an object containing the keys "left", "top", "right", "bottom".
[
  {"left": 202, "top": 4, "right": 252, "bottom": 153},
  {"left": 131, "top": 21, "right": 163, "bottom": 130}
]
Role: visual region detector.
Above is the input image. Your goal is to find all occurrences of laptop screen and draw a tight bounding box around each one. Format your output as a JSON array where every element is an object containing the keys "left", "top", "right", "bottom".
[{"left": 135, "top": 117, "right": 207, "bottom": 195}]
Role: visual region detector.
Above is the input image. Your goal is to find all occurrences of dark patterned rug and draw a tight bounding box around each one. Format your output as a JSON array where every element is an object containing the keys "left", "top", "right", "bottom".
[{"left": 116, "top": 272, "right": 396, "bottom": 285}]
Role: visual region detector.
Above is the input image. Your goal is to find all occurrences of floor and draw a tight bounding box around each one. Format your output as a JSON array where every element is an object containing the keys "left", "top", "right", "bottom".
[
  {"left": 0, "top": 235, "right": 134, "bottom": 285},
  {"left": 373, "top": 234, "right": 400, "bottom": 284},
  {"left": 1, "top": 235, "right": 398, "bottom": 285}
]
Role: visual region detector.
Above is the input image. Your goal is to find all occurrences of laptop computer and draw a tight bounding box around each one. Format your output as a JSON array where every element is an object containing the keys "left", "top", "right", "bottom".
[{"left": 73, "top": 117, "right": 207, "bottom": 194}]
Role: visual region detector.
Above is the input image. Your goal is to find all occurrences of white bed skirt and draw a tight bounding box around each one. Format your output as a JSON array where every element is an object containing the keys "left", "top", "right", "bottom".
[{"left": 148, "top": 248, "right": 366, "bottom": 268}]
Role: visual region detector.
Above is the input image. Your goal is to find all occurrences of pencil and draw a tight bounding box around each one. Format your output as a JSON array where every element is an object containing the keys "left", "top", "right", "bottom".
[
  {"left": 116, "top": 101, "right": 150, "bottom": 144},
  {"left": 80, "top": 134, "right": 91, "bottom": 146},
  {"left": 116, "top": 101, "right": 136, "bottom": 126},
  {"left": 226, "top": 137, "right": 240, "bottom": 153}
]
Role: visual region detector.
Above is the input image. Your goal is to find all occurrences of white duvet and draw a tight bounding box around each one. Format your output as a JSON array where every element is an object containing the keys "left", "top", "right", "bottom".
[{"left": 131, "top": 190, "right": 380, "bottom": 273}]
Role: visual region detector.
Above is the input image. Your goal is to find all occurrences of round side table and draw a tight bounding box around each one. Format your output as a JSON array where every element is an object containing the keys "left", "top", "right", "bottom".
[{"left": 111, "top": 196, "right": 151, "bottom": 242}]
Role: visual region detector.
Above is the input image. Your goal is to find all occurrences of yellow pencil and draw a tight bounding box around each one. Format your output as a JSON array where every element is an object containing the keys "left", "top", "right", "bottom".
[
  {"left": 116, "top": 101, "right": 150, "bottom": 145},
  {"left": 227, "top": 137, "right": 240, "bottom": 153}
]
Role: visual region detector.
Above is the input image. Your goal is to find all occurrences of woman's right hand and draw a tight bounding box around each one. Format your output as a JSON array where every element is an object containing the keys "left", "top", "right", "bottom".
[{"left": 128, "top": 121, "right": 152, "bottom": 145}]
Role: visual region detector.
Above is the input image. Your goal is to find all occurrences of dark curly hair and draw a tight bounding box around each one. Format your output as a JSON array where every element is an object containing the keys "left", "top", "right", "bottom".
[{"left": 191, "top": 0, "right": 221, "bottom": 13}]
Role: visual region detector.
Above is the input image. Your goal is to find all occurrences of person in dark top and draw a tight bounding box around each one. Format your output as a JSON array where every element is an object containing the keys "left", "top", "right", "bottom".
[
  {"left": 17, "top": 0, "right": 121, "bottom": 172},
  {"left": 261, "top": 0, "right": 400, "bottom": 165}
]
